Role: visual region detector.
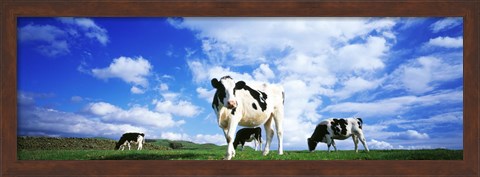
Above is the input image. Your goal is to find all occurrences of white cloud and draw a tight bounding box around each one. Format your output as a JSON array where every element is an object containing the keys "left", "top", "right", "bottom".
[
  {"left": 390, "top": 56, "right": 463, "bottom": 94},
  {"left": 161, "top": 132, "right": 226, "bottom": 145},
  {"left": 333, "top": 36, "right": 388, "bottom": 72},
  {"left": 87, "top": 102, "right": 120, "bottom": 116},
  {"left": 92, "top": 56, "right": 152, "bottom": 88},
  {"left": 19, "top": 24, "right": 66, "bottom": 42},
  {"left": 159, "top": 83, "right": 169, "bottom": 91},
  {"left": 368, "top": 139, "right": 394, "bottom": 149},
  {"left": 57, "top": 17, "right": 109, "bottom": 45},
  {"left": 430, "top": 18, "right": 462, "bottom": 33},
  {"left": 187, "top": 60, "right": 254, "bottom": 83},
  {"left": 334, "top": 76, "right": 384, "bottom": 99},
  {"left": 131, "top": 86, "right": 146, "bottom": 94},
  {"left": 196, "top": 87, "right": 215, "bottom": 103},
  {"left": 154, "top": 100, "right": 201, "bottom": 117},
  {"left": 18, "top": 24, "right": 70, "bottom": 57},
  {"left": 322, "top": 89, "right": 462, "bottom": 117},
  {"left": 86, "top": 102, "right": 185, "bottom": 128},
  {"left": 253, "top": 64, "right": 275, "bottom": 82},
  {"left": 380, "top": 111, "right": 463, "bottom": 131},
  {"left": 403, "top": 130, "right": 429, "bottom": 139},
  {"left": 18, "top": 100, "right": 149, "bottom": 138},
  {"left": 160, "top": 132, "right": 190, "bottom": 141},
  {"left": 426, "top": 36, "right": 463, "bottom": 48},
  {"left": 18, "top": 18, "right": 108, "bottom": 57},
  {"left": 173, "top": 17, "right": 395, "bottom": 66},
  {"left": 130, "top": 86, "right": 145, "bottom": 94}
]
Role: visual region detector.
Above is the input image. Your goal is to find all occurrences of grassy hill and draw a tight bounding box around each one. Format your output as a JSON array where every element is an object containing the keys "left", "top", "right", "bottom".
[
  {"left": 18, "top": 136, "right": 170, "bottom": 150},
  {"left": 17, "top": 136, "right": 462, "bottom": 160}
]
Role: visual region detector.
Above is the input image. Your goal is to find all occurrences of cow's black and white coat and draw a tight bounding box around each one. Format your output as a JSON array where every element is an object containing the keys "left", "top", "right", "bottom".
[
  {"left": 211, "top": 76, "right": 284, "bottom": 160},
  {"left": 115, "top": 132, "right": 145, "bottom": 150},
  {"left": 233, "top": 127, "right": 263, "bottom": 151},
  {"left": 308, "top": 118, "right": 369, "bottom": 153}
]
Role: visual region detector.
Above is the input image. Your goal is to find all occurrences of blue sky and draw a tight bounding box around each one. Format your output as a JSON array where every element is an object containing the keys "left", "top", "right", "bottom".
[{"left": 17, "top": 17, "right": 463, "bottom": 150}]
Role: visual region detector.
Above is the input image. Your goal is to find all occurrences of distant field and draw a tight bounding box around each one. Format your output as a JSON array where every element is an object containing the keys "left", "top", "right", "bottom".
[{"left": 17, "top": 137, "right": 463, "bottom": 160}]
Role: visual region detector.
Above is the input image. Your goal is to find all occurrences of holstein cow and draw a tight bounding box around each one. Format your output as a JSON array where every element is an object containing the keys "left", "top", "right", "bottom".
[
  {"left": 115, "top": 132, "right": 145, "bottom": 150},
  {"left": 308, "top": 118, "right": 369, "bottom": 153},
  {"left": 233, "top": 127, "right": 263, "bottom": 151},
  {"left": 211, "top": 76, "right": 284, "bottom": 160}
]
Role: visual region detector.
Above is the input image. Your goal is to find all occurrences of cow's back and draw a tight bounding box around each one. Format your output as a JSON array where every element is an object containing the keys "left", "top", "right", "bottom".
[{"left": 235, "top": 83, "right": 283, "bottom": 127}]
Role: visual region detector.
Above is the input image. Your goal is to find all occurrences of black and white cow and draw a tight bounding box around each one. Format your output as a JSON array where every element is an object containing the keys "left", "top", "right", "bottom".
[
  {"left": 308, "top": 118, "right": 369, "bottom": 153},
  {"left": 233, "top": 127, "right": 263, "bottom": 151},
  {"left": 211, "top": 76, "right": 284, "bottom": 160},
  {"left": 115, "top": 132, "right": 145, "bottom": 150}
]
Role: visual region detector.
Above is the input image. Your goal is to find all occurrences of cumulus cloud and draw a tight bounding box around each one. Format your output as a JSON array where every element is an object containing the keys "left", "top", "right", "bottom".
[
  {"left": 92, "top": 56, "right": 152, "bottom": 92},
  {"left": 333, "top": 76, "right": 384, "bottom": 99},
  {"left": 389, "top": 56, "right": 463, "bottom": 94},
  {"left": 85, "top": 102, "right": 185, "bottom": 128},
  {"left": 426, "top": 36, "right": 463, "bottom": 48},
  {"left": 253, "top": 64, "right": 275, "bottom": 82},
  {"left": 18, "top": 95, "right": 151, "bottom": 138},
  {"left": 153, "top": 100, "right": 201, "bottom": 117},
  {"left": 196, "top": 87, "right": 215, "bottom": 103},
  {"left": 368, "top": 139, "right": 394, "bottom": 149},
  {"left": 161, "top": 132, "right": 226, "bottom": 145},
  {"left": 173, "top": 17, "right": 395, "bottom": 66},
  {"left": 394, "top": 130, "right": 430, "bottom": 140}
]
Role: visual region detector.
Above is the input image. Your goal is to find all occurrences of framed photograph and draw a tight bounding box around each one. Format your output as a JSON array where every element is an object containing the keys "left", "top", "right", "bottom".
[{"left": 1, "top": 1, "right": 478, "bottom": 176}]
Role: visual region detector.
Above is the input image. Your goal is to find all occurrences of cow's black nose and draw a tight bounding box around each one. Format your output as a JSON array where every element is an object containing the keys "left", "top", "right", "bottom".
[{"left": 227, "top": 100, "right": 237, "bottom": 108}]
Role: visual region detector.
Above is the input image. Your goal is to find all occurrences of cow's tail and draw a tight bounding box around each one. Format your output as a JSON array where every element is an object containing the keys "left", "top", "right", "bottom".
[{"left": 356, "top": 118, "right": 363, "bottom": 129}]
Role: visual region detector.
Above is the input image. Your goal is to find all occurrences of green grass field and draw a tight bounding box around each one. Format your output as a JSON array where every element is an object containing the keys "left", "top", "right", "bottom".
[{"left": 17, "top": 137, "right": 463, "bottom": 160}]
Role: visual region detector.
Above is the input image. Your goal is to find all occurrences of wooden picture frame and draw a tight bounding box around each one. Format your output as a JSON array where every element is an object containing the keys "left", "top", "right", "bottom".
[{"left": 1, "top": 0, "right": 478, "bottom": 176}]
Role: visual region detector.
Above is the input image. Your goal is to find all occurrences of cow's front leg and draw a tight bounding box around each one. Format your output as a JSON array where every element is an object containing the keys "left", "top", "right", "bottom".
[
  {"left": 326, "top": 137, "right": 333, "bottom": 152},
  {"left": 224, "top": 121, "right": 239, "bottom": 160},
  {"left": 331, "top": 139, "right": 337, "bottom": 152}
]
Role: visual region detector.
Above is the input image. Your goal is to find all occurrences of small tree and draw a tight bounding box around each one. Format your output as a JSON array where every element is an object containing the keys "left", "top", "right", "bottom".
[{"left": 169, "top": 142, "right": 183, "bottom": 149}]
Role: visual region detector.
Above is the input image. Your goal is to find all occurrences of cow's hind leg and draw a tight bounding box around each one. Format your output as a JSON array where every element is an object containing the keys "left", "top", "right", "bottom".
[
  {"left": 352, "top": 134, "right": 359, "bottom": 152},
  {"left": 357, "top": 132, "right": 369, "bottom": 152},
  {"left": 273, "top": 108, "right": 284, "bottom": 155},
  {"left": 263, "top": 117, "right": 274, "bottom": 156}
]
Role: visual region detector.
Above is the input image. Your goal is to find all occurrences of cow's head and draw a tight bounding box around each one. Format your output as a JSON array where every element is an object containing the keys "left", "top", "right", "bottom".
[
  {"left": 114, "top": 143, "right": 121, "bottom": 150},
  {"left": 307, "top": 138, "right": 318, "bottom": 152},
  {"left": 211, "top": 76, "right": 245, "bottom": 109}
]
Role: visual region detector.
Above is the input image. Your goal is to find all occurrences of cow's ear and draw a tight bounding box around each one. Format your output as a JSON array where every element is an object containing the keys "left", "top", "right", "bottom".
[
  {"left": 235, "top": 81, "right": 246, "bottom": 89},
  {"left": 211, "top": 78, "right": 220, "bottom": 88}
]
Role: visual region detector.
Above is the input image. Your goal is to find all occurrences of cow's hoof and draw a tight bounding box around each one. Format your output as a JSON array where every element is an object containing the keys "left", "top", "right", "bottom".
[
  {"left": 262, "top": 151, "right": 270, "bottom": 156},
  {"left": 278, "top": 152, "right": 284, "bottom": 155}
]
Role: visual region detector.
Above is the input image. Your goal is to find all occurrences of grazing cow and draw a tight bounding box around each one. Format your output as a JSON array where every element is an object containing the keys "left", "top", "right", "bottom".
[
  {"left": 115, "top": 132, "right": 145, "bottom": 150},
  {"left": 233, "top": 127, "right": 263, "bottom": 151},
  {"left": 211, "top": 76, "right": 284, "bottom": 160},
  {"left": 308, "top": 118, "right": 369, "bottom": 153}
]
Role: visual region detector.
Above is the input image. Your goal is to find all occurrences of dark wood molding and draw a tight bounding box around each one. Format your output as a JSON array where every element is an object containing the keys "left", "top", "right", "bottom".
[{"left": 1, "top": 0, "right": 478, "bottom": 176}]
